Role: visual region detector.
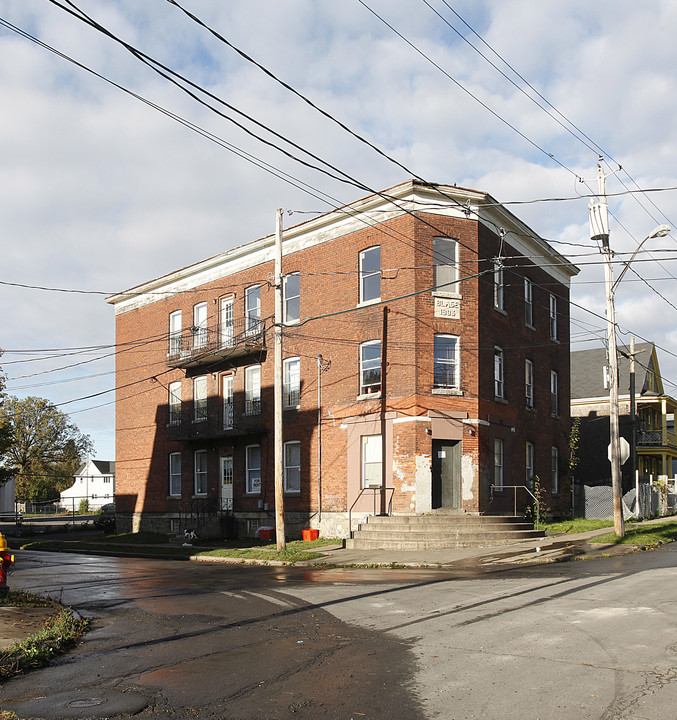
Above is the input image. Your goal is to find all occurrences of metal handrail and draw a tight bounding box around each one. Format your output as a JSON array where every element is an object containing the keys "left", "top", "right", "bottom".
[
  {"left": 348, "top": 487, "right": 394, "bottom": 538},
  {"left": 490, "top": 484, "right": 539, "bottom": 530}
]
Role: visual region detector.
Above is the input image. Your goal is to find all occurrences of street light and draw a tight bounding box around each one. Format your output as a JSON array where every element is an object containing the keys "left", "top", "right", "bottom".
[{"left": 590, "top": 170, "right": 670, "bottom": 538}]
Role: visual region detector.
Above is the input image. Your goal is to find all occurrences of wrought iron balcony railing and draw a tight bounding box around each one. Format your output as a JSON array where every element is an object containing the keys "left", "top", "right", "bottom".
[{"left": 167, "top": 317, "right": 267, "bottom": 368}]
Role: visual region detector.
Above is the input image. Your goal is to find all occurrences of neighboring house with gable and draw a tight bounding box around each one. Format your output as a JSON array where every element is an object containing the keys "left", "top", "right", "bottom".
[
  {"left": 571, "top": 343, "right": 677, "bottom": 488},
  {"left": 59, "top": 459, "right": 115, "bottom": 511},
  {"left": 107, "top": 179, "right": 578, "bottom": 539}
]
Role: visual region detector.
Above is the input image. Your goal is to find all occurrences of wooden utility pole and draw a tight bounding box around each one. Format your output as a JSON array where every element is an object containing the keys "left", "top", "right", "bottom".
[
  {"left": 274, "top": 209, "right": 286, "bottom": 550},
  {"left": 379, "top": 306, "right": 389, "bottom": 516},
  {"left": 590, "top": 163, "right": 624, "bottom": 537}
]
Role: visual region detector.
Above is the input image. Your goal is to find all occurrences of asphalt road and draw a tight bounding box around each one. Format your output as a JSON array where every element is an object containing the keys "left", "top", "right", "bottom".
[{"left": 3, "top": 546, "right": 677, "bottom": 719}]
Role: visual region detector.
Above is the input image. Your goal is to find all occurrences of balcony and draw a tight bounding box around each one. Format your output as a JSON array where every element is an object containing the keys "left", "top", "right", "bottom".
[
  {"left": 167, "top": 318, "right": 267, "bottom": 369},
  {"left": 167, "top": 399, "right": 268, "bottom": 440},
  {"left": 637, "top": 428, "right": 677, "bottom": 449}
]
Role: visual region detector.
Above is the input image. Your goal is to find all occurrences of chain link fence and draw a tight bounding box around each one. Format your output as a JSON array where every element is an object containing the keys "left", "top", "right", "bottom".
[{"left": 576, "top": 477, "right": 677, "bottom": 520}]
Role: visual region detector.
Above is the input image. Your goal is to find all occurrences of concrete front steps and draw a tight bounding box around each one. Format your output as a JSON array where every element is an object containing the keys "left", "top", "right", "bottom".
[{"left": 345, "top": 512, "right": 544, "bottom": 550}]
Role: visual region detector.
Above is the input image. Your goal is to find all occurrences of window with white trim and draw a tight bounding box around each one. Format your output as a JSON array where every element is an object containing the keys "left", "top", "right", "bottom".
[
  {"left": 245, "top": 365, "right": 261, "bottom": 415},
  {"left": 245, "top": 285, "right": 261, "bottom": 334},
  {"left": 526, "top": 442, "right": 534, "bottom": 485},
  {"left": 283, "top": 273, "right": 300, "bottom": 324},
  {"left": 433, "top": 237, "right": 458, "bottom": 293},
  {"left": 493, "top": 259, "right": 504, "bottom": 310},
  {"left": 169, "top": 310, "right": 182, "bottom": 356},
  {"left": 494, "top": 348, "right": 504, "bottom": 399},
  {"left": 434, "top": 334, "right": 459, "bottom": 389},
  {"left": 284, "top": 441, "right": 301, "bottom": 493},
  {"left": 549, "top": 294, "right": 558, "bottom": 340},
  {"left": 494, "top": 439, "right": 504, "bottom": 490},
  {"left": 193, "top": 376, "right": 208, "bottom": 423},
  {"left": 222, "top": 374, "right": 233, "bottom": 429},
  {"left": 193, "top": 302, "right": 208, "bottom": 348},
  {"left": 361, "top": 434, "right": 382, "bottom": 488},
  {"left": 360, "top": 340, "right": 381, "bottom": 395},
  {"left": 169, "top": 452, "right": 182, "bottom": 496},
  {"left": 169, "top": 381, "right": 181, "bottom": 425},
  {"left": 551, "top": 446, "right": 559, "bottom": 495},
  {"left": 550, "top": 370, "right": 559, "bottom": 416},
  {"left": 359, "top": 246, "right": 380, "bottom": 303},
  {"left": 524, "top": 278, "right": 533, "bottom": 327},
  {"left": 194, "top": 449, "right": 208, "bottom": 495},
  {"left": 246, "top": 444, "right": 261, "bottom": 494},
  {"left": 525, "top": 359, "right": 534, "bottom": 408},
  {"left": 221, "top": 297, "right": 234, "bottom": 347},
  {"left": 283, "top": 357, "right": 300, "bottom": 408}
]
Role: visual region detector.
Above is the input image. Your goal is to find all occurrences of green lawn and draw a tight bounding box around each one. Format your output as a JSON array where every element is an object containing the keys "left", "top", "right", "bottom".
[
  {"left": 20, "top": 533, "right": 339, "bottom": 564},
  {"left": 543, "top": 518, "right": 615, "bottom": 534},
  {"left": 594, "top": 521, "right": 677, "bottom": 547}
]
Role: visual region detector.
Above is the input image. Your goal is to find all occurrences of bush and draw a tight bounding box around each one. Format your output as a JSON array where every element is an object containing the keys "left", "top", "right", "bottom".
[{"left": 78, "top": 499, "right": 89, "bottom": 515}]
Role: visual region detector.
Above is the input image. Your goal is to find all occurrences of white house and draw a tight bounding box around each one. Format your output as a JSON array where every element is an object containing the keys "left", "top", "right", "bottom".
[{"left": 60, "top": 460, "right": 115, "bottom": 511}]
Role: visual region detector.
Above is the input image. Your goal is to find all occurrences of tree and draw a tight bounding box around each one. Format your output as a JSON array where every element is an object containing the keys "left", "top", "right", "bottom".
[
  {"left": 0, "top": 395, "right": 94, "bottom": 502},
  {"left": 0, "top": 353, "right": 13, "bottom": 486}
]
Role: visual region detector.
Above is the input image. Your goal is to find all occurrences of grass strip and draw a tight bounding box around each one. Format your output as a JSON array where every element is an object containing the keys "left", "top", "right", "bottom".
[
  {"left": 0, "top": 594, "right": 89, "bottom": 679},
  {"left": 593, "top": 521, "right": 677, "bottom": 548},
  {"left": 543, "top": 518, "right": 615, "bottom": 534}
]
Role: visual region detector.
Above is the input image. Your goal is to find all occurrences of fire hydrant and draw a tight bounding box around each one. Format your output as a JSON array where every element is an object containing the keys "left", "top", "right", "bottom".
[{"left": 0, "top": 533, "right": 15, "bottom": 595}]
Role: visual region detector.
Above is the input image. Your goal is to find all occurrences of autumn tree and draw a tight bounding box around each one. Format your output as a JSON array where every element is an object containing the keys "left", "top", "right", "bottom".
[
  {"left": 0, "top": 354, "right": 12, "bottom": 486},
  {"left": 1, "top": 395, "right": 94, "bottom": 502}
]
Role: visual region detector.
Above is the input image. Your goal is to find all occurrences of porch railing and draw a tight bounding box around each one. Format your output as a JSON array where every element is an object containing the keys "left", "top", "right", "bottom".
[{"left": 348, "top": 487, "right": 394, "bottom": 538}]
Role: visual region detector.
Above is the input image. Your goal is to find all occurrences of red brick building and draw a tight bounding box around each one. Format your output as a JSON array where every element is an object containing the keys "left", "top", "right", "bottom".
[{"left": 107, "top": 180, "right": 578, "bottom": 537}]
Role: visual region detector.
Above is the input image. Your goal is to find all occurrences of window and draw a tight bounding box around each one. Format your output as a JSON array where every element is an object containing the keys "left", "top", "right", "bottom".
[
  {"left": 361, "top": 435, "right": 382, "bottom": 488},
  {"left": 221, "top": 297, "right": 234, "bottom": 347},
  {"left": 525, "top": 360, "right": 534, "bottom": 408},
  {"left": 526, "top": 442, "right": 534, "bottom": 485},
  {"left": 360, "top": 340, "right": 381, "bottom": 395},
  {"left": 359, "top": 246, "right": 380, "bottom": 303},
  {"left": 221, "top": 456, "right": 233, "bottom": 510},
  {"left": 433, "top": 237, "right": 458, "bottom": 293},
  {"left": 494, "top": 348, "right": 504, "bottom": 399},
  {"left": 169, "top": 310, "right": 182, "bottom": 356},
  {"left": 194, "top": 450, "right": 208, "bottom": 495},
  {"left": 493, "top": 259, "right": 504, "bottom": 310},
  {"left": 246, "top": 444, "right": 261, "bottom": 494},
  {"left": 283, "top": 273, "right": 300, "bottom": 324},
  {"left": 168, "top": 381, "right": 181, "bottom": 425},
  {"left": 169, "top": 452, "right": 182, "bottom": 496},
  {"left": 524, "top": 278, "right": 533, "bottom": 327},
  {"left": 551, "top": 446, "right": 559, "bottom": 495},
  {"left": 550, "top": 370, "right": 559, "bottom": 416},
  {"left": 193, "top": 376, "right": 208, "bottom": 423},
  {"left": 245, "top": 285, "right": 261, "bottom": 334},
  {"left": 549, "top": 294, "right": 558, "bottom": 340},
  {"left": 494, "top": 439, "right": 504, "bottom": 490},
  {"left": 245, "top": 365, "right": 261, "bottom": 415},
  {"left": 222, "top": 374, "right": 233, "bottom": 429},
  {"left": 284, "top": 441, "right": 301, "bottom": 493},
  {"left": 434, "top": 334, "right": 459, "bottom": 389},
  {"left": 193, "top": 302, "right": 208, "bottom": 348},
  {"left": 283, "top": 357, "right": 300, "bottom": 408}
]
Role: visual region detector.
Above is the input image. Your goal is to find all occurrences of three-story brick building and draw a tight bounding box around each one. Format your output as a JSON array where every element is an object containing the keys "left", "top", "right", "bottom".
[{"left": 108, "top": 180, "right": 578, "bottom": 537}]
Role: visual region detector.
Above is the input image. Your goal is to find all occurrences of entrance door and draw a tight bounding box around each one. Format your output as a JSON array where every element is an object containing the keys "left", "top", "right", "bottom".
[
  {"left": 431, "top": 440, "right": 461, "bottom": 509},
  {"left": 220, "top": 456, "right": 233, "bottom": 511}
]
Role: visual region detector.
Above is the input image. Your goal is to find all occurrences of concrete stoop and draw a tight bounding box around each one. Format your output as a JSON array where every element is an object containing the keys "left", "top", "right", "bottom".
[{"left": 345, "top": 513, "right": 544, "bottom": 550}]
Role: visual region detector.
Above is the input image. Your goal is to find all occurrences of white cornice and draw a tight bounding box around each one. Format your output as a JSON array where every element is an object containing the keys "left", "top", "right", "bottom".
[{"left": 108, "top": 180, "right": 579, "bottom": 314}]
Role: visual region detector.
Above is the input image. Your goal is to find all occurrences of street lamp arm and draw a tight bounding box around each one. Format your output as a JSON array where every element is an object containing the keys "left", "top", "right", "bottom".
[{"left": 612, "top": 224, "right": 671, "bottom": 292}]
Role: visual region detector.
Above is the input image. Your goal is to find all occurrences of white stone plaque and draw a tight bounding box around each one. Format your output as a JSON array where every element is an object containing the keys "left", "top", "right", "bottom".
[{"left": 434, "top": 297, "right": 460, "bottom": 319}]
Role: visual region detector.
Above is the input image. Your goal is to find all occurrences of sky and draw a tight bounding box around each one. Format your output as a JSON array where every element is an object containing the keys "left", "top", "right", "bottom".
[{"left": 2, "top": 0, "right": 677, "bottom": 460}]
